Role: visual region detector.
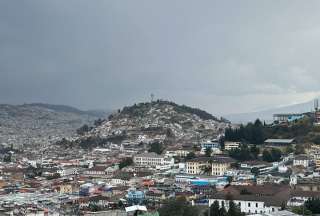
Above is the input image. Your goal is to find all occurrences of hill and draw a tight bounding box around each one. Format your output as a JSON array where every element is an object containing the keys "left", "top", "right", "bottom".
[
  {"left": 0, "top": 103, "right": 109, "bottom": 148},
  {"left": 64, "top": 100, "right": 230, "bottom": 149}
]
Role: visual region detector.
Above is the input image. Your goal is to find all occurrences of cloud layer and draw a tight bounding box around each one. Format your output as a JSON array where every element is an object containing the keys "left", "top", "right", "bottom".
[{"left": 1, "top": 1, "right": 320, "bottom": 115}]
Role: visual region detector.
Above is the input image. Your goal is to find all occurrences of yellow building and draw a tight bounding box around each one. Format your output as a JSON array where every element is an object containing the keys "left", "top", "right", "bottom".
[
  {"left": 186, "top": 156, "right": 234, "bottom": 176},
  {"left": 59, "top": 184, "right": 79, "bottom": 194},
  {"left": 186, "top": 158, "right": 210, "bottom": 175},
  {"left": 211, "top": 157, "right": 234, "bottom": 176}
]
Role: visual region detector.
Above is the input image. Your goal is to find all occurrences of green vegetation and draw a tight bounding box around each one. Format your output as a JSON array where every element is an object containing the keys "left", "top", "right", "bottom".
[
  {"left": 290, "top": 198, "right": 320, "bottom": 215},
  {"left": 204, "top": 200, "right": 244, "bottom": 216},
  {"left": 158, "top": 197, "right": 200, "bottom": 216},
  {"left": 186, "top": 152, "right": 196, "bottom": 160},
  {"left": 229, "top": 144, "right": 259, "bottom": 161},
  {"left": 76, "top": 124, "right": 92, "bottom": 135},
  {"left": 205, "top": 147, "right": 212, "bottom": 157},
  {"left": 119, "top": 157, "right": 133, "bottom": 169},
  {"left": 305, "top": 198, "right": 320, "bottom": 214},
  {"left": 120, "top": 100, "right": 221, "bottom": 121},
  {"left": 148, "top": 142, "right": 164, "bottom": 154},
  {"left": 262, "top": 148, "right": 282, "bottom": 162},
  {"left": 225, "top": 119, "right": 265, "bottom": 144},
  {"left": 225, "top": 116, "right": 317, "bottom": 144}
]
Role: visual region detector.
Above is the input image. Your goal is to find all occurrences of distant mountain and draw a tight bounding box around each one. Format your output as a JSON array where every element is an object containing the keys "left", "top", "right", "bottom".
[
  {"left": 64, "top": 100, "right": 230, "bottom": 149},
  {"left": 0, "top": 103, "right": 110, "bottom": 148},
  {"left": 224, "top": 100, "right": 315, "bottom": 124},
  {"left": 25, "top": 103, "right": 111, "bottom": 118}
]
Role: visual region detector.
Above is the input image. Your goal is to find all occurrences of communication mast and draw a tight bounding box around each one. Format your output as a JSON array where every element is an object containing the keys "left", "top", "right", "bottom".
[
  {"left": 151, "top": 93, "right": 155, "bottom": 102},
  {"left": 315, "top": 99, "right": 319, "bottom": 111}
]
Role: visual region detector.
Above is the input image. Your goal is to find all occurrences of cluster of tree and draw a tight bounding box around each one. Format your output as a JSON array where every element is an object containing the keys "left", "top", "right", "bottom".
[
  {"left": 119, "top": 157, "right": 133, "bottom": 169},
  {"left": 229, "top": 144, "right": 259, "bottom": 161},
  {"left": 158, "top": 197, "right": 200, "bottom": 216},
  {"left": 94, "top": 118, "right": 105, "bottom": 127},
  {"left": 148, "top": 142, "right": 164, "bottom": 154},
  {"left": 25, "top": 165, "right": 43, "bottom": 179},
  {"left": 205, "top": 148, "right": 212, "bottom": 157},
  {"left": 204, "top": 200, "right": 244, "bottom": 216},
  {"left": 304, "top": 198, "right": 320, "bottom": 214},
  {"left": 262, "top": 148, "right": 282, "bottom": 162},
  {"left": 173, "top": 103, "right": 219, "bottom": 121},
  {"left": 225, "top": 117, "right": 314, "bottom": 145},
  {"left": 76, "top": 124, "right": 93, "bottom": 135},
  {"left": 3, "top": 153, "right": 12, "bottom": 162},
  {"left": 46, "top": 173, "right": 61, "bottom": 180},
  {"left": 225, "top": 120, "right": 265, "bottom": 144},
  {"left": 186, "top": 152, "right": 196, "bottom": 160},
  {"left": 121, "top": 100, "right": 220, "bottom": 121},
  {"left": 77, "top": 136, "right": 109, "bottom": 149}
]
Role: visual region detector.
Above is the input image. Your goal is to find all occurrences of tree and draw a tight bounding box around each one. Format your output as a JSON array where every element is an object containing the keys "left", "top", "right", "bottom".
[
  {"left": 250, "top": 145, "right": 260, "bottom": 159},
  {"left": 295, "top": 144, "right": 305, "bottom": 155},
  {"left": 227, "top": 200, "right": 244, "bottom": 216},
  {"left": 148, "top": 142, "right": 164, "bottom": 154},
  {"left": 251, "top": 167, "right": 259, "bottom": 176},
  {"left": 285, "top": 145, "right": 294, "bottom": 154},
  {"left": 262, "top": 148, "right": 282, "bottom": 162},
  {"left": 305, "top": 198, "right": 320, "bottom": 214},
  {"left": 207, "top": 200, "right": 220, "bottom": 216},
  {"left": 270, "top": 148, "right": 282, "bottom": 161},
  {"left": 218, "top": 204, "right": 227, "bottom": 216},
  {"left": 229, "top": 144, "right": 258, "bottom": 161},
  {"left": 291, "top": 206, "right": 312, "bottom": 215},
  {"left": 262, "top": 149, "right": 272, "bottom": 162},
  {"left": 205, "top": 147, "right": 212, "bottom": 157},
  {"left": 158, "top": 197, "right": 200, "bottom": 216},
  {"left": 76, "top": 124, "right": 91, "bottom": 135},
  {"left": 186, "top": 152, "right": 196, "bottom": 160},
  {"left": 3, "top": 153, "right": 11, "bottom": 163},
  {"left": 119, "top": 158, "right": 133, "bottom": 169}
]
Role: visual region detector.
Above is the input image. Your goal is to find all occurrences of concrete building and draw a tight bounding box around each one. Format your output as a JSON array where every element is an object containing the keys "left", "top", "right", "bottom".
[
  {"left": 293, "top": 155, "right": 310, "bottom": 168},
  {"left": 224, "top": 142, "right": 240, "bottom": 151},
  {"left": 273, "top": 113, "right": 304, "bottom": 123},
  {"left": 133, "top": 152, "right": 174, "bottom": 167},
  {"left": 264, "top": 139, "right": 295, "bottom": 147},
  {"left": 186, "top": 156, "right": 234, "bottom": 176},
  {"left": 211, "top": 157, "right": 235, "bottom": 176},
  {"left": 209, "top": 185, "right": 290, "bottom": 215}
]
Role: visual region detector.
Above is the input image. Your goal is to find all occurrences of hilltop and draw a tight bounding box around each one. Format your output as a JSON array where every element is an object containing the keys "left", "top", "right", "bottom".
[
  {"left": 0, "top": 103, "right": 109, "bottom": 148},
  {"left": 65, "top": 100, "right": 230, "bottom": 149}
]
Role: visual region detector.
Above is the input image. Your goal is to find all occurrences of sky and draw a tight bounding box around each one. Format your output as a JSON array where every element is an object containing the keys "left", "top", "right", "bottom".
[{"left": 1, "top": 1, "right": 320, "bottom": 116}]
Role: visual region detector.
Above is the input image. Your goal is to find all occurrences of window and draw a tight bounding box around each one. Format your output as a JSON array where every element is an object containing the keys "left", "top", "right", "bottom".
[
  {"left": 248, "top": 203, "right": 251, "bottom": 207},
  {"left": 272, "top": 208, "right": 275, "bottom": 212},
  {"left": 256, "top": 203, "right": 258, "bottom": 207}
]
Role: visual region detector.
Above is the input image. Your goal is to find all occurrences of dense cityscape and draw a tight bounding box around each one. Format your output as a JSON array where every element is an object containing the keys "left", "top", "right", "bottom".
[
  {"left": 0, "top": 100, "right": 320, "bottom": 215},
  {"left": 2, "top": 1, "right": 320, "bottom": 215}
]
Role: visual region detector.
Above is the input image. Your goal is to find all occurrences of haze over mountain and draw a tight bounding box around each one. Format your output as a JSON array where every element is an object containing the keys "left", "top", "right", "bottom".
[
  {"left": 224, "top": 99, "right": 316, "bottom": 124},
  {"left": 0, "top": 103, "right": 111, "bottom": 148}
]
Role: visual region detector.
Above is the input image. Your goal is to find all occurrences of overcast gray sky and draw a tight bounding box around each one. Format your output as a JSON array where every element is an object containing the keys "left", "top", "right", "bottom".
[{"left": 1, "top": 1, "right": 320, "bottom": 115}]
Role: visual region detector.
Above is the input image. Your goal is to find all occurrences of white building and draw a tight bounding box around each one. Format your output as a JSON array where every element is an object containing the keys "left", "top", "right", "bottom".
[
  {"left": 133, "top": 152, "right": 174, "bottom": 167},
  {"left": 57, "top": 167, "right": 78, "bottom": 177},
  {"left": 293, "top": 155, "right": 310, "bottom": 168},
  {"left": 208, "top": 185, "right": 290, "bottom": 215},
  {"left": 224, "top": 142, "right": 240, "bottom": 151}
]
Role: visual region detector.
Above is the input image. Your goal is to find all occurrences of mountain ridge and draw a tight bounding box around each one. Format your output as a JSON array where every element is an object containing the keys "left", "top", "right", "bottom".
[
  {"left": 65, "top": 100, "right": 230, "bottom": 149},
  {"left": 224, "top": 100, "right": 316, "bottom": 124}
]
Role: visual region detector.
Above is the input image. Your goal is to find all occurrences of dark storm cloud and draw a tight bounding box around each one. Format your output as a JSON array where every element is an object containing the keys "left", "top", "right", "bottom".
[{"left": 1, "top": 0, "right": 320, "bottom": 115}]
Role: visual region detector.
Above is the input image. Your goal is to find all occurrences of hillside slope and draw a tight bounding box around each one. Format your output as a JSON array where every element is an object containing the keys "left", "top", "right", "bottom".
[
  {"left": 0, "top": 104, "right": 107, "bottom": 148},
  {"left": 69, "top": 101, "right": 230, "bottom": 149}
]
